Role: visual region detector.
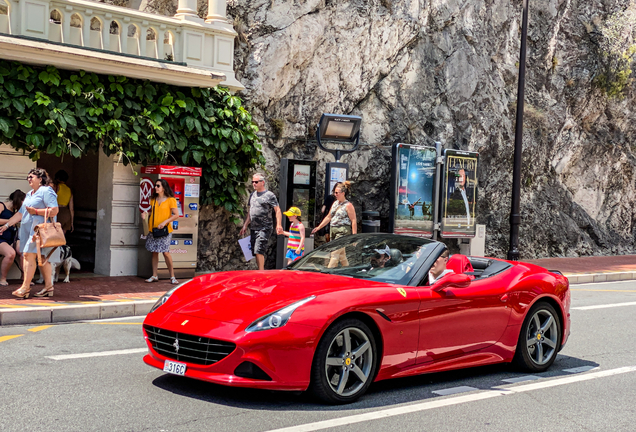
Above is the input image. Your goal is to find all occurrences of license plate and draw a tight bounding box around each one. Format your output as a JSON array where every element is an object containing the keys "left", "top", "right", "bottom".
[{"left": 163, "top": 360, "right": 187, "bottom": 376}]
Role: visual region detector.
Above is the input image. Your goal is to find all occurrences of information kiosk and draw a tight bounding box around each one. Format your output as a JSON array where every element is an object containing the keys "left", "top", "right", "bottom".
[{"left": 137, "top": 165, "right": 201, "bottom": 279}]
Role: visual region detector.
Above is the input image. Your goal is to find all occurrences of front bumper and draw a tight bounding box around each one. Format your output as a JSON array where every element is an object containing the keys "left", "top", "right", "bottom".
[{"left": 143, "top": 311, "right": 321, "bottom": 391}]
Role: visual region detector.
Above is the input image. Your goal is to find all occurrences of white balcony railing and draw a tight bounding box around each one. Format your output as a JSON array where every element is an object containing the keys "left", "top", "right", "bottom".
[{"left": 0, "top": 0, "right": 242, "bottom": 90}]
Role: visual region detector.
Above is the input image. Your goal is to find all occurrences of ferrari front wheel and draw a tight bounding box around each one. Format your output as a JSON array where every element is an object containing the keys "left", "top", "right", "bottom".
[
  {"left": 310, "top": 319, "right": 378, "bottom": 404},
  {"left": 514, "top": 301, "right": 562, "bottom": 372}
]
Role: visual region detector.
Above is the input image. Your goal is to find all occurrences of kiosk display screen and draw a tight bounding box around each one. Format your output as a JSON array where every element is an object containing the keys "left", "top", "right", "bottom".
[
  {"left": 441, "top": 150, "right": 479, "bottom": 238},
  {"left": 392, "top": 144, "right": 436, "bottom": 238}
]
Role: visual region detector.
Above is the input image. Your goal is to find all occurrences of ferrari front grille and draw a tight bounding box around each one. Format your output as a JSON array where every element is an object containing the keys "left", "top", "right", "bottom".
[{"left": 144, "top": 325, "right": 236, "bottom": 366}]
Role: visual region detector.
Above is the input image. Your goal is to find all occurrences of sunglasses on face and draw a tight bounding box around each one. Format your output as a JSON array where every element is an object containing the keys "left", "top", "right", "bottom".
[
  {"left": 155, "top": 184, "right": 162, "bottom": 188},
  {"left": 26, "top": 176, "right": 35, "bottom": 180},
  {"left": 252, "top": 180, "right": 262, "bottom": 184}
]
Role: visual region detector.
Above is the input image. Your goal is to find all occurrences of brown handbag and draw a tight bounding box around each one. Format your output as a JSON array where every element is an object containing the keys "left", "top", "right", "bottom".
[{"left": 33, "top": 208, "right": 66, "bottom": 265}]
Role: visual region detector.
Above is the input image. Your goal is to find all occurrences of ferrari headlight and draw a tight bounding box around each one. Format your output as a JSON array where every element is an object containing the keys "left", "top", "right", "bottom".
[
  {"left": 246, "top": 296, "right": 316, "bottom": 332},
  {"left": 150, "top": 279, "right": 193, "bottom": 313}
]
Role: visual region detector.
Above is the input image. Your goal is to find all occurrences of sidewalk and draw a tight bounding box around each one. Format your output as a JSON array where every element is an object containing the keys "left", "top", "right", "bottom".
[{"left": 1, "top": 255, "right": 635, "bottom": 326}]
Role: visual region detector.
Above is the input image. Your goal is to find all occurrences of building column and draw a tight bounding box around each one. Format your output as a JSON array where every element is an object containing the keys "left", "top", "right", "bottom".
[
  {"left": 205, "top": 0, "right": 226, "bottom": 23},
  {"left": 95, "top": 152, "right": 141, "bottom": 276},
  {"left": 175, "top": 0, "right": 199, "bottom": 20}
]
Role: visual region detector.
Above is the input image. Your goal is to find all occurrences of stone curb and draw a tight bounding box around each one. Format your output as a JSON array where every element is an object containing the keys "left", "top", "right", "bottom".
[
  {"left": 1, "top": 272, "right": 635, "bottom": 326},
  {"left": 565, "top": 271, "right": 636, "bottom": 284},
  {"left": 0, "top": 300, "right": 155, "bottom": 326}
]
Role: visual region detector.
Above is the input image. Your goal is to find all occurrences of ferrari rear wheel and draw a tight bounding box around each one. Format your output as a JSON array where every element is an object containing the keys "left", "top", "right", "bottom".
[
  {"left": 514, "top": 302, "right": 562, "bottom": 373},
  {"left": 310, "top": 319, "right": 378, "bottom": 404}
]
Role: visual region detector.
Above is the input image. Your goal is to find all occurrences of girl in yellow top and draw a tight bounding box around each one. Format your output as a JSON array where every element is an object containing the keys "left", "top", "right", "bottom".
[
  {"left": 54, "top": 170, "right": 74, "bottom": 233},
  {"left": 141, "top": 179, "right": 179, "bottom": 284}
]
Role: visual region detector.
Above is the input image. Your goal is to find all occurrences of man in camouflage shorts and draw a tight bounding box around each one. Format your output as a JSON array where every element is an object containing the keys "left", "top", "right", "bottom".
[{"left": 240, "top": 174, "right": 283, "bottom": 270}]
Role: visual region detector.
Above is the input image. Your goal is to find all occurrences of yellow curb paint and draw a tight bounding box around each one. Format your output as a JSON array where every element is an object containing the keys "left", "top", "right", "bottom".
[
  {"left": 26, "top": 303, "right": 67, "bottom": 307},
  {"left": 0, "top": 304, "right": 29, "bottom": 308},
  {"left": 28, "top": 325, "right": 53, "bottom": 332},
  {"left": 0, "top": 335, "right": 23, "bottom": 343},
  {"left": 89, "top": 322, "right": 143, "bottom": 325}
]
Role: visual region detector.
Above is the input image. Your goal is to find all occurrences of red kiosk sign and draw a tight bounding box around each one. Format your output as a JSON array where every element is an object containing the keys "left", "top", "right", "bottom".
[
  {"left": 139, "top": 177, "right": 154, "bottom": 213},
  {"left": 141, "top": 165, "right": 202, "bottom": 176}
]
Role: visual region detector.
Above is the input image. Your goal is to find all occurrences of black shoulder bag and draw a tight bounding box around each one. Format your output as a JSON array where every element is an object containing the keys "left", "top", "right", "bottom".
[{"left": 151, "top": 200, "right": 169, "bottom": 238}]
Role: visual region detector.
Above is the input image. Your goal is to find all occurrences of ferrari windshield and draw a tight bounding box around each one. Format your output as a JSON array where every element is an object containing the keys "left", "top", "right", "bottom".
[{"left": 288, "top": 234, "right": 438, "bottom": 285}]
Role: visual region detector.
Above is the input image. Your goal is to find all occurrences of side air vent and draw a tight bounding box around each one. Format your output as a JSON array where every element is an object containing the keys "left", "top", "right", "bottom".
[{"left": 234, "top": 361, "right": 272, "bottom": 381}]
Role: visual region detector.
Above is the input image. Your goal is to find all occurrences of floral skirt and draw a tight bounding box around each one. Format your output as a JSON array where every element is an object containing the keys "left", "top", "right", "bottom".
[{"left": 145, "top": 232, "right": 172, "bottom": 253}]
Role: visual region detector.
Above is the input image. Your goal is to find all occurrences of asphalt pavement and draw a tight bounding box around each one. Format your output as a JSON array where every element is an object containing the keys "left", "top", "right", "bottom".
[
  {"left": 1, "top": 254, "right": 635, "bottom": 326},
  {"left": 1, "top": 279, "right": 635, "bottom": 431}
]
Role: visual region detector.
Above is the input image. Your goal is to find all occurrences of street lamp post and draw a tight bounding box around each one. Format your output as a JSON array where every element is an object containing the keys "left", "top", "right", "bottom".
[{"left": 507, "top": 0, "right": 530, "bottom": 261}]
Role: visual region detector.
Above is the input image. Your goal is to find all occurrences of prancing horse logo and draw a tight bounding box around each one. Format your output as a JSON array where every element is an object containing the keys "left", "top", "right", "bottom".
[{"left": 173, "top": 338, "right": 180, "bottom": 353}]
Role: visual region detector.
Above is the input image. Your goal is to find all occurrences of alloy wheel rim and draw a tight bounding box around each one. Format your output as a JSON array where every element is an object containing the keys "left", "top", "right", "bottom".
[
  {"left": 525, "top": 309, "right": 558, "bottom": 365},
  {"left": 325, "top": 327, "right": 373, "bottom": 397}
]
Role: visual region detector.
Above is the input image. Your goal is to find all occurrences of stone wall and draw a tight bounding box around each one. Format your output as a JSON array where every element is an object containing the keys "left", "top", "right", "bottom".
[{"left": 197, "top": 0, "right": 636, "bottom": 270}]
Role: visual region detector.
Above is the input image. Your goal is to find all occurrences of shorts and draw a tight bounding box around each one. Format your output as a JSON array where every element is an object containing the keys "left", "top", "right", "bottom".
[
  {"left": 330, "top": 225, "right": 352, "bottom": 240},
  {"left": 250, "top": 229, "right": 272, "bottom": 256},
  {"left": 285, "top": 249, "right": 304, "bottom": 262}
]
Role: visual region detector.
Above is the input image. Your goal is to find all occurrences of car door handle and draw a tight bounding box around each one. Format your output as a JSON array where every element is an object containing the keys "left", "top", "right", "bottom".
[{"left": 500, "top": 294, "right": 509, "bottom": 302}]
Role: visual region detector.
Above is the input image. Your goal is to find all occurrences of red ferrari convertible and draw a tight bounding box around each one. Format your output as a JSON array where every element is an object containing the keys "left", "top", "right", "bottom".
[{"left": 142, "top": 234, "right": 570, "bottom": 404}]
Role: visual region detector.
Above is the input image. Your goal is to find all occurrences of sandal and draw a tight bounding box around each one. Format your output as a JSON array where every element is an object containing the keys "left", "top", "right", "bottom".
[
  {"left": 12, "top": 286, "right": 31, "bottom": 299},
  {"left": 170, "top": 277, "right": 179, "bottom": 284},
  {"left": 145, "top": 276, "right": 159, "bottom": 283},
  {"left": 34, "top": 286, "right": 54, "bottom": 297},
  {"left": 0, "top": 281, "right": 8, "bottom": 287}
]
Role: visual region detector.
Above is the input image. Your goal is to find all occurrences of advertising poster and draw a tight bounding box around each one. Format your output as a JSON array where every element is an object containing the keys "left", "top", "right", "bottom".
[
  {"left": 393, "top": 144, "right": 437, "bottom": 238},
  {"left": 441, "top": 150, "right": 479, "bottom": 237},
  {"left": 329, "top": 167, "right": 347, "bottom": 193}
]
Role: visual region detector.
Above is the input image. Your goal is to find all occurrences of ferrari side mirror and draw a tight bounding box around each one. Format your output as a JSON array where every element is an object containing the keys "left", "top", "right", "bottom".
[{"left": 432, "top": 273, "right": 472, "bottom": 292}]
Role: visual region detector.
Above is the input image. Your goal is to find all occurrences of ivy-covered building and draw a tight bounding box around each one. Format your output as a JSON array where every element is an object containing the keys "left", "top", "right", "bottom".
[{"left": 0, "top": 0, "right": 259, "bottom": 277}]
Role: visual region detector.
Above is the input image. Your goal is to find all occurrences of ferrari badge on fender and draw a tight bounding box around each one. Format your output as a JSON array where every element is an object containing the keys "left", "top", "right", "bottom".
[{"left": 397, "top": 288, "right": 407, "bottom": 297}]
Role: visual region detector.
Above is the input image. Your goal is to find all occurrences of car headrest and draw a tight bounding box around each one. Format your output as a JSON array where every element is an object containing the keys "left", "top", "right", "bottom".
[
  {"left": 387, "top": 249, "right": 403, "bottom": 267},
  {"left": 446, "top": 254, "right": 474, "bottom": 274}
]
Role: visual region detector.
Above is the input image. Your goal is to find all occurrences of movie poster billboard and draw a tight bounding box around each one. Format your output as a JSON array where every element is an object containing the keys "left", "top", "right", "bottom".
[
  {"left": 441, "top": 150, "right": 479, "bottom": 238},
  {"left": 391, "top": 144, "right": 437, "bottom": 238}
]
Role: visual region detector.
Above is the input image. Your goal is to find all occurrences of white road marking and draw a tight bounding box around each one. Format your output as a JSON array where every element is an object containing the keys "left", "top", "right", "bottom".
[
  {"left": 266, "top": 366, "right": 636, "bottom": 432},
  {"left": 47, "top": 348, "right": 147, "bottom": 360},
  {"left": 80, "top": 315, "right": 147, "bottom": 323},
  {"left": 572, "top": 301, "right": 636, "bottom": 311},
  {"left": 501, "top": 375, "right": 539, "bottom": 383},
  {"left": 563, "top": 366, "right": 598, "bottom": 374},
  {"left": 432, "top": 386, "right": 477, "bottom": 396}
]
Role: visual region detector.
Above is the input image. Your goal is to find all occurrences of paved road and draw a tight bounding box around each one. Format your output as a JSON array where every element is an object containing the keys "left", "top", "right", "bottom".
[{"left": 1, "top": 280, "right": 636, "bottom": 432}]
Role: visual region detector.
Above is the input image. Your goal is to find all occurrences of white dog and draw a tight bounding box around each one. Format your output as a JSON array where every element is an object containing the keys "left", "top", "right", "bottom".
[{"left": 36, "top": 245, "right": 81, "bottom": 284}]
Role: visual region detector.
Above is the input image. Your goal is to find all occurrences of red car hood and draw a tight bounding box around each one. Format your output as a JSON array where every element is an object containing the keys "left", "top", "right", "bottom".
[{"left": 166, "top": 270, "right": 375, "bottom": 325}]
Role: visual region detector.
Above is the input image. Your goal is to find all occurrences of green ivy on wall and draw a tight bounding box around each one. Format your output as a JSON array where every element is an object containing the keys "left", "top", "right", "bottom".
[{"left": 0, "top": 60, "right": 264, "bottom": 216}]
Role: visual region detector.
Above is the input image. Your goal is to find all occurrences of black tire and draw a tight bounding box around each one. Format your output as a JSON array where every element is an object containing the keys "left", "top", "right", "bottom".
[
  {"left": 513, "top": 301, "right": 562, "bottom": 373},
  {"left": 309, "top": 318, "right": 378, "bottom": 404}
]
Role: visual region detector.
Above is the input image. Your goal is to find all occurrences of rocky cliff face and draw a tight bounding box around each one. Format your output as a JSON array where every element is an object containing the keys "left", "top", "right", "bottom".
[{"left": 198, "top": 0, "right": 636, "bottom": 270}]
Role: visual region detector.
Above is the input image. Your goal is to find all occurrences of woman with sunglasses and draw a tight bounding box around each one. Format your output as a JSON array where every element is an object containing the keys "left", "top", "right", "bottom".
[
  {"left": 0, "top": 169, "right": 59, "bottom": 298},
  {"left": 141, "top": 179, "right": 179, "bottom": 284},
  {"left": 311, "top": 181, "right": 357, "bottom": 268}
]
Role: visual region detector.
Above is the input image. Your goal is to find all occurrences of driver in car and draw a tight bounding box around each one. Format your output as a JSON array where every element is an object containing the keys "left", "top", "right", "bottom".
[
  {"left": 428, "top": 248, "right": 454, "bottom": 284},
  {"left": 359, "top": 246, "right": 392, "bottom": 273}
]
